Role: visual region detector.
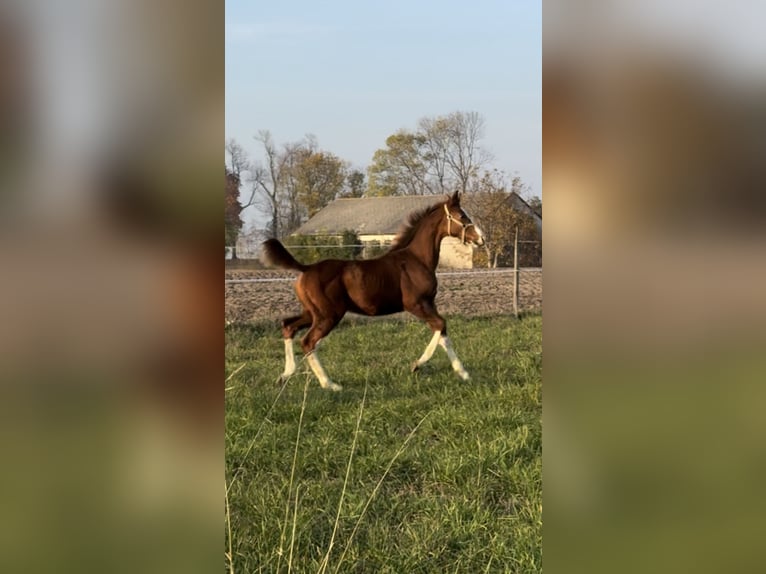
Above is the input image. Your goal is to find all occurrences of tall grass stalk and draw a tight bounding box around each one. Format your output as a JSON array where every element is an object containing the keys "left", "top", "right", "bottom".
[
  {"left": 287, "top": 485, "right": 301, "bottom": 574},
  {"left": 226, "top": 372, "right": 291, "bottom": 496},
  {"left": 317, "top": 382, "right": 368, "bottom": 574},
  {"left": 225, "top": 479, "right": 234, "bottom": 574},
  {"left": 224, "top": 364, "right": 244, "bottom": 574},
  {"left": 332, "top": 410, "right": 432, "bottom": 574},
  {"left": 277, "top": 376, "right": 310, "bottom": 574},
  {"left": 225, "top": 362, "right": 246, "bottom": 392}
]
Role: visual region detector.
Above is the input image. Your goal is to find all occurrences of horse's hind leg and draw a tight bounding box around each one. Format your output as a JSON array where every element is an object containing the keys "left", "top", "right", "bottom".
[
  {"left": 301, "top": 314, "right": 343, "bottom": 391},
  {"left": 278, "top": 311, "right": 312, "bottom": 383}
]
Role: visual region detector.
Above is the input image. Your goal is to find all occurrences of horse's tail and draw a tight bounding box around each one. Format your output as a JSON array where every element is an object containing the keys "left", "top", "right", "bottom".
[{"left": 261, "top": 239, "right": 308, "bottom": 272}]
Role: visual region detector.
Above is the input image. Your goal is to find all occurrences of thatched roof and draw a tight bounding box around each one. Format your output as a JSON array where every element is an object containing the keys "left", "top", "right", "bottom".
[
  {"left": 292, "top": 196, "right": 444, "bottom": 236},
  {"left": 293, "top": 192, "right": 542, "bottom": 237}
]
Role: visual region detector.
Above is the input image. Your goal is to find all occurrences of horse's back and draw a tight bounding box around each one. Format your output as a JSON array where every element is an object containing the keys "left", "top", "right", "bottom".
[{"left": 292, "top": 259, "right": 350, "bottom": 311}]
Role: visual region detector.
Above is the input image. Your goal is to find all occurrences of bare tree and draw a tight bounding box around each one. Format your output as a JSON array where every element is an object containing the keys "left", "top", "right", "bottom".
[
  {"left": 418, "top": 116, "right": 451, "bottom": 194},
  {"left": 368, "top": 111, "right": 491, "bottom": 196},
  {"left": 225, "top": 139, "right": 256, "bottom": 258},
  {"left": 225, "top": 139, "right": 249, "bottom": 179},
  {"left": 442, "top": 111, "right": 492, "bottom": 194},
  {"left": 250, "top": 131, "right": 346, "bottom": 236},
  {"left": 251, "top": 130, "right": 296, "bottom": 238},
  {"left": 225, "top": 166, "right": 243, "bottom": 258},
  {"left": 225, "top": 138, "right": 264, "bottom": 213}
]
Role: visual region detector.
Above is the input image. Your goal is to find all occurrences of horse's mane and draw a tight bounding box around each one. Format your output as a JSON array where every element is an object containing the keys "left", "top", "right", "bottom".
[{"left": 387, "top": 200, "right": 446, "bottom": 251}]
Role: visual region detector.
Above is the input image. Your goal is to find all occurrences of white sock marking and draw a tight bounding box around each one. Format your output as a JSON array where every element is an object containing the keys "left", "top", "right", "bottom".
[
  {"left": 281, "top": 338, "right": 296, "bottom": 379},
  {"left": 307, "top": 351, "right": 342, "bottom": 391},
  {"left": 439, "top": 336, "right": 470, "bottom": 380},
  {"left": 414, "top": 330, "right": 442, "bottom": 368}
]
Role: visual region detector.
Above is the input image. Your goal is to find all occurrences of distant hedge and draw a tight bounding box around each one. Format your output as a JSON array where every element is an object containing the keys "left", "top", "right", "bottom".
[{"left": 283, "top": 230, "right": 362, "bottom": 264}]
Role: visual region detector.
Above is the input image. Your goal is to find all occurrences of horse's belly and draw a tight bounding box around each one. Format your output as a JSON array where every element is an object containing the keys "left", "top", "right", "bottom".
[
  {"left": 348, "top": 289, "right": 403, "bottom": 316},
  {"left": 343, "top": 262, "right": 403, "bottom": 316}
]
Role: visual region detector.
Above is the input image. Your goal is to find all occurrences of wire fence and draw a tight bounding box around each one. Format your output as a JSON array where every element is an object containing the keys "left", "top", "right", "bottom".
[
  {"left": 224, "top": 267, "right": 541, "bottom": 284},
  {"left": 271, "top": 242, "right": 541, "bottom": 248},
  {"left": 225, "top": 267, "right": 543, "bottom": 322}
]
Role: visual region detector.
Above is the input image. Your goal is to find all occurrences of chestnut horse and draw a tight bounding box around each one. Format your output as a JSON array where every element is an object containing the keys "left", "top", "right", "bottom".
[{"left": 261, "top": 190, "right": 485, "bottom": 390}]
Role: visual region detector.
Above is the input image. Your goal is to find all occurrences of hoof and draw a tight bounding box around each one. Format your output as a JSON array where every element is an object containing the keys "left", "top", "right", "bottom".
[
  {"left": 411, "top": 362, "right": 420, "bottom": 373},
  {"left": 458, "top": 371, "right": 471, "bottom": 381},
  {"left": 323, "top": 382, "right": 343, "bottom": 392}
]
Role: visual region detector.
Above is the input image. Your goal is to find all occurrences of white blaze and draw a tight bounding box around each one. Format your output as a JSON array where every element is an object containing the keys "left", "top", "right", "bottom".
[{"left": 462, "top": 208, "right": 484, "bottom": 244}]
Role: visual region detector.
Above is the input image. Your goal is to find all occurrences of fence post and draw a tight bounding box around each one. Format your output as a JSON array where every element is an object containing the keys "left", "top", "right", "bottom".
[{"left": 513, "top": 226, "right": 519, "bottom": 318}]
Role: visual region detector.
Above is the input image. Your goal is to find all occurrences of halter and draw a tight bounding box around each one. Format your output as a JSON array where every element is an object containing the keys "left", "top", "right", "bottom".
[{"left": 444, "top": 204, "right": 475, "bottom": 245}]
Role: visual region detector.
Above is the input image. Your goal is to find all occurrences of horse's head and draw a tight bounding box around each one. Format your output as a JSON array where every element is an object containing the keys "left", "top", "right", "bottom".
[{"left": 443, "top": 190, "right": 485, "bottom": 247}]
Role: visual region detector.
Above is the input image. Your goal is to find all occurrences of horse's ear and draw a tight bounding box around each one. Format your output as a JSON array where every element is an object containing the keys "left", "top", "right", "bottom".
[{"left": 450, "top": 189, "right": 461, "bottom": 205}]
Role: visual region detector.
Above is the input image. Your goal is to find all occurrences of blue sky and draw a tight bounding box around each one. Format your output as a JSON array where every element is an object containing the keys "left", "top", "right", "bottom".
[{"left": 226, "top": 1, "right": 541, "bottom": 225}]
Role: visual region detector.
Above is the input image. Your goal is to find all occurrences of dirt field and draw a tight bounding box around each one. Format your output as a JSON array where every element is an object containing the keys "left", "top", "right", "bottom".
[{"left": 225, "top": 268, "right": 542, "bottom": 323}]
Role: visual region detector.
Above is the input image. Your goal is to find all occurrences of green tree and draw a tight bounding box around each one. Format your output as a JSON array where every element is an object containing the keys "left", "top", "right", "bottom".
[
  {"left": 277, "top": 140, "right": 312, "bottom": 234},
  {"left": 293, "top": 150, "right": 347, "bottom": 218},
  {"left": 343, "top": 169, "right": 366, "bottom": 197},
  {"left": 465, "top": 171, "right": 540, "bottom": 268},
  {"left": 367, "top": 131, "right": 429, "bottom": 196}
]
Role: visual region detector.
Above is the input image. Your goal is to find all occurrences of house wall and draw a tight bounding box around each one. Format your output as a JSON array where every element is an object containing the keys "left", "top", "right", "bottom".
[
  {"left": 359, "top": 234, "right": 394, "bottom": 259},
  {"left": 358, "top": 234, "right": 474, "bottom": 268},
  {"left": 359, "top": 234, "right": 393, "bottom": 243},
  {"left": 438, "top": 237, "right": 474, "bottom": 269}
]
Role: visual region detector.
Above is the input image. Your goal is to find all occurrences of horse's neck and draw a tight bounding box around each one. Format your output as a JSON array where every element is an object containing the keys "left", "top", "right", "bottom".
[{"left": 406, "top": 216, "right": 444, "bottom": 270}]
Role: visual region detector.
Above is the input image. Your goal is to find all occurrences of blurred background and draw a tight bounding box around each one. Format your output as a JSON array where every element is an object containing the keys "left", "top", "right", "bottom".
[
  {"left": 0, "top": 1, "right": 221, "bottom": 572},
  {"left": 544, "top": 1, "right": 766, "bottom": 573}
]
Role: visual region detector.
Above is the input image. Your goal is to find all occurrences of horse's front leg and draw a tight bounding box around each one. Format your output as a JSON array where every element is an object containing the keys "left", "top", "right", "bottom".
[
  {"left": 408, "top": 301, "right": 470, "bottom": 380},
  {"left": 411, "top": 330, "right": 442, "bottom": 372},
  {"left": 411, "top": 329, "right": 470, "bottom": 380},
  {"left": 438, "top": 335, "right": 470, "bottom": 380}
]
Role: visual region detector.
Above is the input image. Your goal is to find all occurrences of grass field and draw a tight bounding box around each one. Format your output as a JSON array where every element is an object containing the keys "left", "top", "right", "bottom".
[{"left": 225, "top": 314, "right": 542, "bottom": 573}]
